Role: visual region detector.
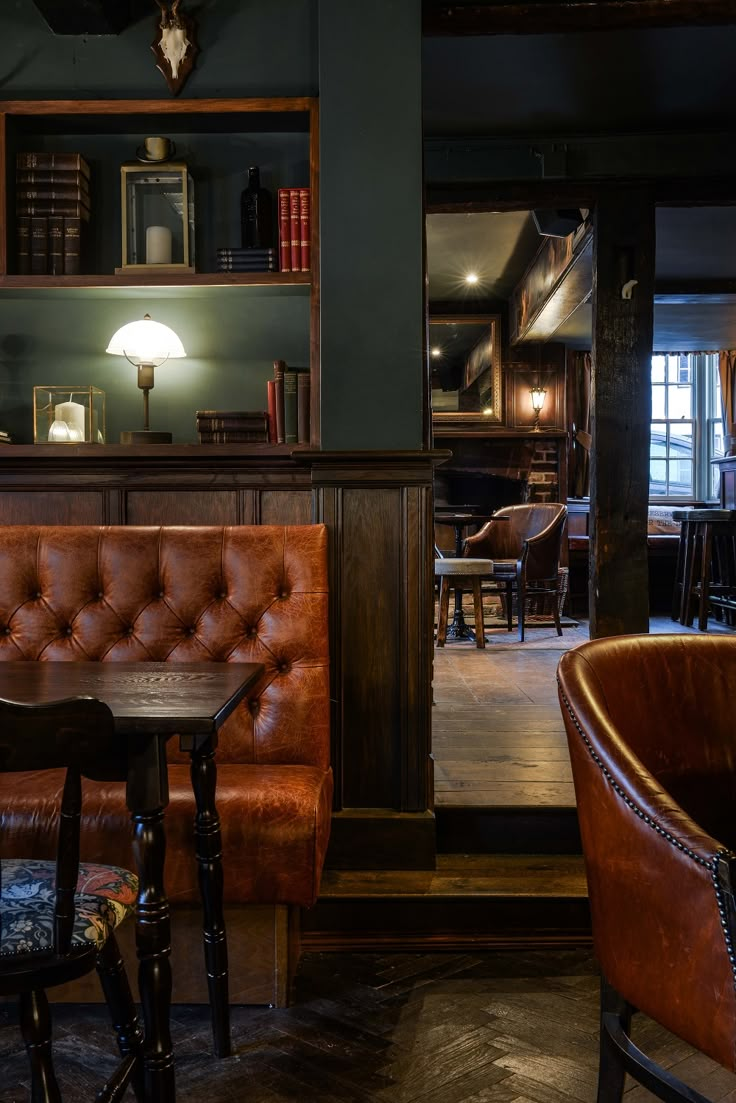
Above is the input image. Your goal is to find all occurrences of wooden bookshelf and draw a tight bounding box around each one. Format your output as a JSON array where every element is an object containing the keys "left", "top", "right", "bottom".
[{"left": 0, "top": 96, "right": 320, "bottom": 444}]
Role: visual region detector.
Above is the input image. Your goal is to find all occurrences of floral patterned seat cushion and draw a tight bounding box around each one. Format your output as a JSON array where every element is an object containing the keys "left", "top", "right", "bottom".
[{"left": 1, "top": 860, "right": 138, "bottom": 957}]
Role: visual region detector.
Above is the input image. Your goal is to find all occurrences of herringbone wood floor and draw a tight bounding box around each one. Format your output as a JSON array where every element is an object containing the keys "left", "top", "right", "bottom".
[{"left": 2, "top": 948, "right": 736, "bottom": 1102}]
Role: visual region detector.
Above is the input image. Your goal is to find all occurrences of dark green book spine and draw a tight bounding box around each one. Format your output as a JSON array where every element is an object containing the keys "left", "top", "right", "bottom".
[{"left": 283, "top": 370, "right": 298, "bottom": 444}]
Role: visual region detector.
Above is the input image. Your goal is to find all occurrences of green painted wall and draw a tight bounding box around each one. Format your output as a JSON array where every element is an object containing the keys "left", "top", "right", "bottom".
[
  {"left": 0, "top": 0, "right": 316, "bottom": 443},
  {"left": 318, "top": 0, "right": 425, "bottom": 450}
]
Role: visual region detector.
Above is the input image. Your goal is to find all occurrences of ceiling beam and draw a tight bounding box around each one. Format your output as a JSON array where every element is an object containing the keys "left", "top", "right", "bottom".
[{"left": 423, "top": 1, "right": 736, "bottom": 36}]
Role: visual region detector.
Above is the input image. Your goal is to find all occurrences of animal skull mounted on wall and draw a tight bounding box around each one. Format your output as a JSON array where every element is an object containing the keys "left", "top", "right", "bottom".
[{"left": 152, "top": 0, "right": 198, "bottom": 96}]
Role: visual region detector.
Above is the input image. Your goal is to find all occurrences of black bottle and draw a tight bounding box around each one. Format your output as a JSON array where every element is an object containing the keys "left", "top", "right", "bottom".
[{"left": 240, "top": 166, "right": 273, "bottom": 248}]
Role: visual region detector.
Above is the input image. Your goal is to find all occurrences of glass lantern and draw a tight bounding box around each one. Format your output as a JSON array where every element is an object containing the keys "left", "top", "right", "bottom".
[
  {"left": 116, "top": 162, "right": 195, "bottom": 274},
  {"left": 33, "top": 386, "right": 106, "bottom": 444}
]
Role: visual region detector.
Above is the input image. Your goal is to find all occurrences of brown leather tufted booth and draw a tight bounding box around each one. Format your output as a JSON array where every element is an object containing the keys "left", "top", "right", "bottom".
[
  {"left": 0, "top": 524, "right": 332, "bottom": 1005},
  {"left": 558, "top": 634, "right": 736, "bottom": 1102}
]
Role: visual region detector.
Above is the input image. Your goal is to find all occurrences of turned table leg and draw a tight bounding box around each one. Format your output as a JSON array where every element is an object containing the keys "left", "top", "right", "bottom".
[{"left": 190, "top": 738, "right": 231, "bottom": 1058}]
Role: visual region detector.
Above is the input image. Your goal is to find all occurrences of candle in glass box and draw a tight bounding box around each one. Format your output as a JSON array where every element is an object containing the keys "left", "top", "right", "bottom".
[
  {"left": 54, "top": 400, "right": 85, "bottom": 441},
  {"left": 146, "top": 225, "right": 172, "bottom": 264}
]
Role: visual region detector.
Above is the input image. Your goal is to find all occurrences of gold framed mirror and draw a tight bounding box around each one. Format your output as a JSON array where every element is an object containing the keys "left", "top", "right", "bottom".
[{"left": 430, "top": 314, "right": 503, "bottom": 425}]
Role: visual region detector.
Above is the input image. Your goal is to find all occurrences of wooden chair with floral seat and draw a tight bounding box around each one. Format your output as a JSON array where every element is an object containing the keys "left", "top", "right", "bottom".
[{"left": 0, "top": 695, "right": 142, "bottom": 1103}]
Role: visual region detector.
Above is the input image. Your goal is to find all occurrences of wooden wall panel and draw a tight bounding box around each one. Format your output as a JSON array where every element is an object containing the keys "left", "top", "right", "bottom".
[
  {"left": 259, "top": 490, "right": 314, "bottom": 525},
  {"left": 126, "top": 490, "right": 240, "bottom": 526},
  {"left": 0, "top": 491, "right": 104, "bottom": 524},
  {"left": 341, "top": 487, "right": 401, "bottom": 807}
]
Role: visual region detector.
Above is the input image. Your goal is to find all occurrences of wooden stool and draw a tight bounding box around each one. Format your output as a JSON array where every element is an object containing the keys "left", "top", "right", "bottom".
[
  {"left": 672, "top": 509, "right": 736, "bottom": 629},
  {"left": 434, "top": 558, "right": 493, "bottom": 648}
]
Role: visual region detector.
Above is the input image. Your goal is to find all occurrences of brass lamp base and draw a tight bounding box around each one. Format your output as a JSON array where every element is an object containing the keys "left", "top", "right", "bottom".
[{"left": 120, "top": 430, "right": 173, "bottom": 444}]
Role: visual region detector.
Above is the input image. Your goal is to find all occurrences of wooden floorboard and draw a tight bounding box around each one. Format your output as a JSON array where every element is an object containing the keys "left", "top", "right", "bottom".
[
  {"left": 5, "top": 949, "right": 736, "bottom": 1102},
  {"left": 432, "top": 615, "right": 726, "bottom": 810}
]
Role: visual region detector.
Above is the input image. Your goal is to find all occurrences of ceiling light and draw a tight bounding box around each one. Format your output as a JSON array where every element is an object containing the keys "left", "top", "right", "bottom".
[
  {"left": 465, "top": 273, "right": 479, "bottom": 285},
  {"left": 430, "top": 347, "right": 442, "bottom": 358}
]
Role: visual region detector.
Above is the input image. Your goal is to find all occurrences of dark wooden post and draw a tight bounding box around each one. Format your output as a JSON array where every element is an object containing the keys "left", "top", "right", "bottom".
[{"left": 590, "top": 188, "right": 655, "bottom": 638}]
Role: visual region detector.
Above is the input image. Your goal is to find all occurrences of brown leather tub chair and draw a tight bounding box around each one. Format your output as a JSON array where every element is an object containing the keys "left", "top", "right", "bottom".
[
  {"left": 0, "top": 524, "right": 332, "bottom": 1008},
  {"left": 464, "top": 502, "right": 567, "bottom": 641},
  {"left": 557, "top": 633, "right": 736, "bottom": 1103}
]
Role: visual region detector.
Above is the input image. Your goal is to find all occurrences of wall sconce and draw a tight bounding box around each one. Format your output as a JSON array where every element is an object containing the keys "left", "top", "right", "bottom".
[
  {"left": 105, "top": 313, "right": 185, "bottom": 444},
  {"left": 530, "top": 384, "right": 547, "bottom": 431}
]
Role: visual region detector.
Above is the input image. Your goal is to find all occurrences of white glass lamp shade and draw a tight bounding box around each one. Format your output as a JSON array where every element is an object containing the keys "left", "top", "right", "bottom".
[
  {"left": 530, "top": 386, "right": 547, "bottom": 414},
  {"left": 106, "top": 315, "right": 186, "bottom": 365}
]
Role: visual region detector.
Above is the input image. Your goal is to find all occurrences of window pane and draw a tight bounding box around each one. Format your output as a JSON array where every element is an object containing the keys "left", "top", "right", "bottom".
[
  {"left": 668, "top": 385, "right": 692, "bottom": 419},
  {"left": 651, "top": 356, "right": 666, "bottom": 383},
  {"left": 650, "top": 459, "right": 667, "bottom": 495},
  {"left": 671, "top": 423, "right": 693, "bottom": 456},
  {"left": 652, "top": 386, "right": 666, "bottom": 419},
  {"left": 670, "top": 459, "right": 693, "bottom": 496},
  {"left": 667, "top": 355, "right": 682, "bottom": 384},
  {"left": 650, "top": 424, "right": 667, "bottom": 456}
]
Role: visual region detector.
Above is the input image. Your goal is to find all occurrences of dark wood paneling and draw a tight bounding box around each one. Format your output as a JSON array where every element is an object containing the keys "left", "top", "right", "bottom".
[
  {"left": 259, "top": 490, "right": 313, "bottom": 525},
  {"left": 326, "top": 810, "right": 436, "bottom": 870},
  {"left": 341, "top": 487, "right": 401, "bottom": 807},
  {"left": 0, "top": 490, "right": 104, "bottom": 524},
  {"left": 591, "top": 189, "right": 655, "bottom": 637},
  {"left": 126, "top": 490, "right": 239, "bottom": 526}
]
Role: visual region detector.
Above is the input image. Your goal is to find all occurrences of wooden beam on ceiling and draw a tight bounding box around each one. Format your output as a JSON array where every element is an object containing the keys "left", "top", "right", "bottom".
[{"left": 423, "top": 1, "right": 736, "bottom": 35}]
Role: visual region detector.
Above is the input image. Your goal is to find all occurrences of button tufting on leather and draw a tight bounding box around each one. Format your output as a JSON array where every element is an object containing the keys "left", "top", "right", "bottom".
[
  {"left": 187, "top": 626, "right": 196, "bottom": 636},
  {"left": 3, "top": 627, "right": 10, "bottom": 636},
  {"left": 219, "top": 591, "right": 227, "bottom": 600},
  {"left": 65, "top": 627, "right": 73, "bottom": 637},
  {"left": 126, "top": 627, "right": 134, "bottom": 637},
  {"left": 158, "top": 591, "right": 164, "bottom": 599},
  {"left": 34, "top": 592, "right": 41, "bottom": 600},
  {"left": 249, "top": 627, "right": 258, "bottom": 638},
  {"left": 250, "top": 699, "right": 260, "bottom": 715},
  {"left": 97, "top": 592, "right": 104, "bottom": 600},
  {"left": 281, "top": 590, "right": 290, "bottom": 599},
  {"left": 278, "top": 661, "right": 291, "bottom": 674}
]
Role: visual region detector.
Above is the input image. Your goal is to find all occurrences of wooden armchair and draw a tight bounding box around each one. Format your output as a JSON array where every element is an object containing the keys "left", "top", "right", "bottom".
[
  {"left": 0, "top": 696, "right": 142, "bottom": 1103},
  {"left": 558, "top": 634, "right": 736, "bottom": 1103},
  {"left": 464, "top": 502, "right": 567, "bottom": 641}
]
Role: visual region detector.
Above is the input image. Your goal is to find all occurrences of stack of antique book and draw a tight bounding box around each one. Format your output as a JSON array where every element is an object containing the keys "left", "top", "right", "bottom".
[
  {"left": 15, "top": 152, "right": 91, "bottom": 275},
  {"left": 196, "top": 410, "right": 269, "bottom": 444}
]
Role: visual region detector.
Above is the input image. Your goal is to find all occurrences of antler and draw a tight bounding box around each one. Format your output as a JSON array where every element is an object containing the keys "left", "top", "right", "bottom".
[
  {"left": 171, "top": 0, "right": 182, "bottom": 16},
  {"left": 154, "top": 0, "right": 168, "bottom": 22}
]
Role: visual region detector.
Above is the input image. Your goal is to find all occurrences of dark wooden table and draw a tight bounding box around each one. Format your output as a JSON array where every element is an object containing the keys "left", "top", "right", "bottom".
[{"left": 0, "top": 660, "right": 263, "bottom": 1103}]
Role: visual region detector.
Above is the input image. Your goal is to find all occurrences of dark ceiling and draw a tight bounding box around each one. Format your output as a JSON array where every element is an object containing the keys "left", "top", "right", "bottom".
[{"left": 422, "top": 25, "right": 736, "bottom": 138}]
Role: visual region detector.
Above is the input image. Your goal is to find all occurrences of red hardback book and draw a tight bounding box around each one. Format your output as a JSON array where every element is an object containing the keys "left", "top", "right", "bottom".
[
  {"left": 299, "top": 188, "right": 310, "bottom": 272},
  {"left": 289, "top": 190, "right": 300, "bottom": 273},
  {"left": 267, "top": 379, "right": 277, "bottom": 442},
  {"left": 277, "top": 188, "right": 291, "bottom": 272},
  {"left": 273, "top": 359, "right": 286, "bottom": 444}
]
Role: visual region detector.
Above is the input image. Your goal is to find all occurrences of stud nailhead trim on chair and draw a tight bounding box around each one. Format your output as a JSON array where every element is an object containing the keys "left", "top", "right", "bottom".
[{"left": 557, "top": 679, "right": 736, "bottom": 998}]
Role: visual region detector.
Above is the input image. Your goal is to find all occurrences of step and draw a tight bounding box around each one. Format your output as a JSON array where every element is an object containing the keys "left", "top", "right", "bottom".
[
  {"left": 436, "top": 804, "right": 582, "bottom": 855},
  {"left": 302, "top": 854, "right": 591, "bottom": 951}
]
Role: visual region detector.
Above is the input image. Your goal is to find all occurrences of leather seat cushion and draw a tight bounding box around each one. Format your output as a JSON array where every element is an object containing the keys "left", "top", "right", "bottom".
[{"left": 0, "top": 765, "right": 333, "bottom": 908}]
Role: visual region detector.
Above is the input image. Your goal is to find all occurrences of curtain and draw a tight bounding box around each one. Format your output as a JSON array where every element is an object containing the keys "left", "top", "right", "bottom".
[
  {"left": 719, "top": 350, "right": 736, "bottom": 456},
  {"left": 570, "top": 351, "right": 592, "bottom": 497}
]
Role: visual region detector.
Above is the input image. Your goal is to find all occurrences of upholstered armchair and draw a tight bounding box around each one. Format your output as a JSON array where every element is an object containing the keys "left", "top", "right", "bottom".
[
  {"left": 557, "top": 634, "right": 736, "bottom": 1103},
  {"left": 464, "top": 502, "right": 567, "bottom": 641}
]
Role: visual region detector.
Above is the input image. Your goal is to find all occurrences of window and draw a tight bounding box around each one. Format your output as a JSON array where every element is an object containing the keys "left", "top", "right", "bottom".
[{"left": 650, "top": 353, "right": 724, "bottom": 501}]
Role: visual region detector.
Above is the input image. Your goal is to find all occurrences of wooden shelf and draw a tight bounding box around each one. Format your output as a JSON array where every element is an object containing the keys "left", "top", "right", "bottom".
[{"left": 0, "top": 272, "right": 311, "bottom": 290}]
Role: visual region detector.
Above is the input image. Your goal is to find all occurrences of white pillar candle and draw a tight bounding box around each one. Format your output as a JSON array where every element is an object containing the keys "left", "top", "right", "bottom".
[
  {"left": 54, "top": 400, "right": 86, "bottom": 441},
  {"left": 146, "top": 225, "right": 173, "bottom": 264}
]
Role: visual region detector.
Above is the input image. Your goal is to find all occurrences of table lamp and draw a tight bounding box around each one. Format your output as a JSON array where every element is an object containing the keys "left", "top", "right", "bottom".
[
  {"left": 106, "top": 313, "right": 185, "bottom": 443},
  {"left": 530, "top": 384, "right": 547, "bottom": 431}
]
